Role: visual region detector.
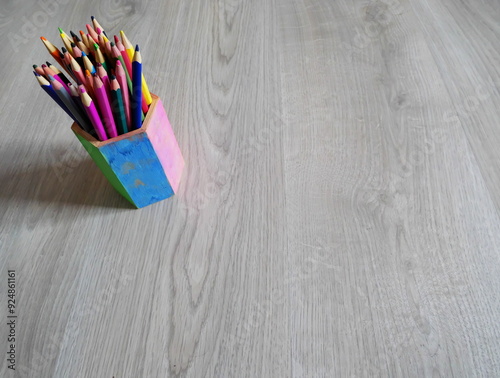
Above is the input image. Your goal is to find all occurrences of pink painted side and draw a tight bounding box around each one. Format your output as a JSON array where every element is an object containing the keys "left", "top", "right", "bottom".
[{"left": 146, "top": 99, "right": 185, "bottom": 193}]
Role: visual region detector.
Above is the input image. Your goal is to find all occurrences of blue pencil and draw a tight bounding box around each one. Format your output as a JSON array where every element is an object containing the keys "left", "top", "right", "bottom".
[
  {"left": 131, "top": 45, "right": 143, "bottom": 129},
  {"left": 35, "top": 73, "right": 74, "bottom": 120}
]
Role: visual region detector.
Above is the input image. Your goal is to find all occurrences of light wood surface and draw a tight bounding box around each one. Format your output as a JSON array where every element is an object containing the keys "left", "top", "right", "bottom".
[{"left": 1, "top": 0, "right": 500, "bottom": 377}]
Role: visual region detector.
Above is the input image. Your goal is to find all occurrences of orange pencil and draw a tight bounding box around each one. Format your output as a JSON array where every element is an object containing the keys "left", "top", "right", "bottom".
[
  {"left": 40, "top": 37, "right": 65, "bottom": 67},
  {"left": 85, "top": 69, "right": 94, "bottom": 97}
]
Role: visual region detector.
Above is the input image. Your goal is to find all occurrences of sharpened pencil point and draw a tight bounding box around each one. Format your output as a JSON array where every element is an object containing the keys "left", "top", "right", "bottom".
[
  {"left": 91, "top": 16, "right": 95, "bottom": 20},
  {"left": 40, "top": 36, "right": 47, "bottom": 41},
  {"left": 61, "top": 47, "right": 67, "bottom": 53},
  {"left": 135, "top": 45, "right": 139, "bottom": 51},
  {"left": 58, "top": 27, "right": 64, "bottom": 34},
  {"left": 33, "top": 64, "right": 38, "bottom": 69}
]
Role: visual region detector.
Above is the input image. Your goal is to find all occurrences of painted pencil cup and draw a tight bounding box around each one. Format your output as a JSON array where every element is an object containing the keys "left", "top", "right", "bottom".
[{"left": 71, "top": 94, "right": 184, "bottom": 208}]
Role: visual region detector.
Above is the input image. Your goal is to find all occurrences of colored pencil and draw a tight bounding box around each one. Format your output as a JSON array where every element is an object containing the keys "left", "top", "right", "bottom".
[
  {"left": 40, "top": 37, "right": 65, "bottom": 67},
  {"left": 59, "top": 27, "right": 73, "bottom": 54},
  {"left": 82, "top": 52, "right": 96, "bottom": 75},
  {"left": 36, "top": 74, "right": 73, "bottom": 119},
  {"left": 76, "top": 40, "right": 89, "bottom": 55},
  {"left": 120, "top": 30, "right": 152, "bottom": 105},
  {"left": 109, "top": 75, "right": 128, "bottom": 135},
  {"left": 96, "top": 27, "right": 109, "bottom": 43},
  {"left": 70, "top": 30, "right": 80, "bottom": 43},
  {"left": 114, "top": 35, "right": 132, "bottom": 75},
  {"left": 85, "top": 69, "right": 94, "bottom": 97},
  {"left": 93, "top": 75, "right": 118, "bottom": 138},
  {"left": 131, "top": 45, "right": 143, "bottom": 129},
  {"left": 91, "top": 16, "right": 107, "bottom": 38},
  {"left": 79, "top": 86, "right": 108, "bottom": 141},
  {"left": 86, "top": 24, "right": 99, "bottom": 43},
  {"left": 68, "top": 83, "right": 84, "bottom": 110},
  {"left": 115, "top": 36, "right": 145, "bottom": 111},
  {"left": 33, "top": 64, "right": 45, "bottom": 76},
  {"left": 46, "top": 62, "right": 72, "bottom": 86},
  {"left": 49, "top": 75, "right": 91, "bottom": 130},
  {"left": 70, "top": 57, "right": 85, "bottom": 85},
  {"left": 80, "top": 30, "right": 89, "bottom": 48},
  {"left": 111, "top": 42, "right": 132, "bottom": 92},
  {"left": 72, "top": 43, "right": 84, "bottom": 67},
  {"left": 115, "top": 60, "right": 131, "bottom": 129},
  {"left": 42, "top": 64, "right": 70, "bottom": 94},
  {"left": 87, "top": 33, "right": 97, "bottom": 46},
  {"left": 96, "top": 63, "right": 110, "bottom": 97},
  {"left": 93, "top": 43, "right": 107, "bottom": 68}
]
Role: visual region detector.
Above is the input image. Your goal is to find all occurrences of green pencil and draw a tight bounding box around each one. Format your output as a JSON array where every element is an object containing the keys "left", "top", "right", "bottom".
[{"left": 109, "top": 75, "right": 128, "bottom": 134}]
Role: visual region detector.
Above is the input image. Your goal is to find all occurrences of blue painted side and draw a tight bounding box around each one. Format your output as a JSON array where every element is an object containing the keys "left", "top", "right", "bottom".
[{"left": 100, "top": 133, "right": 174, "bottom": 208}]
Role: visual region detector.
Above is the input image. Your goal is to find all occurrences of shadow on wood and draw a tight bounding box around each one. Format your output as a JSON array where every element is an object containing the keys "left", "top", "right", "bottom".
[{"left": 0, "top": 145, "right": 135, "bottom": 211}]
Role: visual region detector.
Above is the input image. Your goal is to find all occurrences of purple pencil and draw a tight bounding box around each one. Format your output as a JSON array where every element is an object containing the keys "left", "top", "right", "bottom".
[
  {"left": 93, "top": 75, "right": 118, "bottom": 138},
  {"left": 79, "top": 85, "right": 108, "bottom": 141}
]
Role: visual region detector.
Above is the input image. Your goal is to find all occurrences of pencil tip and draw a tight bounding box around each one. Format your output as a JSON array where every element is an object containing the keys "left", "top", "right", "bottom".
[
  {"left": 91, "top": 16, "right": 95, "bottom": 20},
  {"left": 41, "top": 64, "right": 47, "bottom": 68},
  {"left": 135, "top": 45, "right": 139, "bottom": 51},
  {"left": 71, "top": 42, "right": 76, "bottom": 47},
  {"left": 33, "top": 64, "right": 37, "bottom": 69},
  {"left": 33, "top": 71, "right": 39, "bottom": 76},
  {"left": 61, "top": 47, "right": 67, "bottom": 53},
  {"left": 110, "top": 74, "right": 116, "bottom": 80},
  {"left": 110, "top": 41, "right": 115, "bottom": 47},
  {"left": 40, "top": 36, "right": 47, "bottom": 41},
  {"left": 58, "top": 27, "right": 64, "bottom": 34}
]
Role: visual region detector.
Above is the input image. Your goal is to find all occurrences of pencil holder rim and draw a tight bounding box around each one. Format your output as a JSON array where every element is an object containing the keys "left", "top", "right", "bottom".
[{"left": 71, "top": 93, "right": 160, "bottom": 147}]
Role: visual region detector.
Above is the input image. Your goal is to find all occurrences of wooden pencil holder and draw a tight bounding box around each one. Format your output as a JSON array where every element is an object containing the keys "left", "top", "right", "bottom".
[{"left": 71, "top": 94, "right": 184, "bottom": 208}]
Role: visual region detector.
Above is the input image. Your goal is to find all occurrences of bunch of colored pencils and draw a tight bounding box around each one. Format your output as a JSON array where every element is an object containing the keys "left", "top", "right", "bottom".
[{"left": 34, "top": 16, "right": 152, "bottom": 141}]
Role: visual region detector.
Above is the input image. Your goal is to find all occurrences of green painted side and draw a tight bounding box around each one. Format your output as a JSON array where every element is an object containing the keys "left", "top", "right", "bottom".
[{"left": 75, "top": 133, "right": 137, "bottom": 207}]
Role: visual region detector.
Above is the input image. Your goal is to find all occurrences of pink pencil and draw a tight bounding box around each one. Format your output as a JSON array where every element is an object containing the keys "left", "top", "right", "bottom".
[
  {"left": 79, "top": 85, "right": 107, "bottom": 141},
  {"left": 42, "top": 65, "right": 70, "bottom": 94},
  {"left": 115, "top": 60, "right": 131, "bottom": 129},
  {"left": 70, "top": 58, "right": 86, "bottom": 85},
  {"left": 93, "top": 75, "right": 118, "bottom": 138},
  {"left": 86, "top": 24, "right": 99, "bottom": 43},
  {"left": 96, "top": 63, "right": 110, "bottom": 97}
]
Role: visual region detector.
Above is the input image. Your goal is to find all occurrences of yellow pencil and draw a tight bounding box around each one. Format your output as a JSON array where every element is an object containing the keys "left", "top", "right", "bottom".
[
  {"left": 120, "top": 30, "right": 152, "bottom": 105},
  {"left": 59, "top": 27, "right": 73, "bottom": 54}
]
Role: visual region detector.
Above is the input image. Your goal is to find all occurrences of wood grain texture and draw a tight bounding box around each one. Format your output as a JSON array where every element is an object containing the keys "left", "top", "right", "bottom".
[{"left": 0, "top": 0, "right": 499, "bottom": 377}]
